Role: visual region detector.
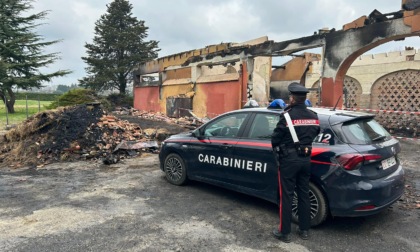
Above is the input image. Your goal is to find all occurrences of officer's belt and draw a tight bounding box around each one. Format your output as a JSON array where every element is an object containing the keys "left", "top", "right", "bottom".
[
  {"left": 284, "top": 145, "right": 312, "bottom": 151},
  {"left": 285, "top": 145, "right": 311, "bottom": 149}
]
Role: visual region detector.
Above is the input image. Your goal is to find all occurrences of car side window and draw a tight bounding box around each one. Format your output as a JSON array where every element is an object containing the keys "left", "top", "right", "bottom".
[
  {"left": 203, "top": 113, "right": 248, "bottom": 137},
  {"left": 248, "top": 113, "right": 280, "bottom": 139}
]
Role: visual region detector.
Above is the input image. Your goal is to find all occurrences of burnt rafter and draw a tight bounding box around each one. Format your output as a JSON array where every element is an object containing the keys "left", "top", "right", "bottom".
[
  {"left": 181, "top": 34, "right": 327, "bottom": 67},
  {"left": 365, "top": 9, "right": 404, "bottom": 25},
  {"left": 246, "top": 34, "right": 326, "bottom": 56},
  {"left": 181, "top": 45, "right": 249, "bottom": 66}
]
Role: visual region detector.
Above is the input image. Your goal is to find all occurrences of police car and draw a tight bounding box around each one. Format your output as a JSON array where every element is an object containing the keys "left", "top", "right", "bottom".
[{"left": 159, "top": 107, "right": 405, "bottom": 226}]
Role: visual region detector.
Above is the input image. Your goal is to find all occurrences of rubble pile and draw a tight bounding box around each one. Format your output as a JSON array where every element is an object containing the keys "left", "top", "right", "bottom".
[
  {"left": 0, "top": 104, "right": 163, "bottom": 167},
  {"left": 113, "top": 107, "right": 206, "bottom": 129}
]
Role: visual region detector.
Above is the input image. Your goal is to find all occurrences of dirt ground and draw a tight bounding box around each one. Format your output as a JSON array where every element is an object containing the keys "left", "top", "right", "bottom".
[{"left": 0, "top": 139, "right": 419, "bottom": 251}]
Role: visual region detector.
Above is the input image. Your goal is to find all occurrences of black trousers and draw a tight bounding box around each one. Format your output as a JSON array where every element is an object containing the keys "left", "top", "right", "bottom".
[{"left": 277, "top": 151, "right": 311, "bottom": 234}]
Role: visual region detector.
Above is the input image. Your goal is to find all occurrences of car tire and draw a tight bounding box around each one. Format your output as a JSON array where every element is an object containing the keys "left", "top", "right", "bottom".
[
  {"left": 292, "top": 182, "right": 328, "bottom": 227},
  {"left": 164, "top": 153, "right": 188, "bottom": 186}
]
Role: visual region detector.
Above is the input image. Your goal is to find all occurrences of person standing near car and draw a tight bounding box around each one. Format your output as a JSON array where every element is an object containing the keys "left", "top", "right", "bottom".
[{"left": 271, "top": 82, "right": 320, "bottom": 243}]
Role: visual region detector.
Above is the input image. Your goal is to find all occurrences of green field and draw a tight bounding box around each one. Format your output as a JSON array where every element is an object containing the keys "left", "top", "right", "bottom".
[{"left": 0, "top": 100, "right": 52, "bottom": 128}]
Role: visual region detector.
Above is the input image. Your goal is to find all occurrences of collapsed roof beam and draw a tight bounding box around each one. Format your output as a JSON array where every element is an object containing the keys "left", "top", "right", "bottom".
[
  {"left": 181, "top": 33, "right": 327, "bottom": 66},
  {"left": 272, "top": 65, "right": 286, "bottom": 69},
  {"left": 245, "top": 34, "right": 326, "bottom": 57},
  {"left": 182, "top": 51, "right": 246, "bottom": 67}
]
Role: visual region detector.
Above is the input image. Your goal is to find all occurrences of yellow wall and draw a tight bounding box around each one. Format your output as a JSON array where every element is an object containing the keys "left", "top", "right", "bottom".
[{"left": 159, "top": 83, "right": 194, "bottom": 113}]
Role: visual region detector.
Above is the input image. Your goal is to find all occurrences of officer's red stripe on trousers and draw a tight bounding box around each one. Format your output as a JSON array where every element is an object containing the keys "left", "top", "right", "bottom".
[{"left": 277, "top": 168, "right": 283, "bottom": 232}]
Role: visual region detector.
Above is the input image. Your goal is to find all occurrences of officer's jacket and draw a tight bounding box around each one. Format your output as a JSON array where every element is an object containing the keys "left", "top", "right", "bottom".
[{"left": 271, "top": 103, "right": 320, "bottom": 148}]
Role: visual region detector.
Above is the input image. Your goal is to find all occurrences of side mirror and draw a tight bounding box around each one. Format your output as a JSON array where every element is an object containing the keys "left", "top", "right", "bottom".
[
  {"left": 191, "top": 129, "right": 199, "bottom": 137},
  {"left": 192, "top": 129, "right": 205, "bottom": 140}
]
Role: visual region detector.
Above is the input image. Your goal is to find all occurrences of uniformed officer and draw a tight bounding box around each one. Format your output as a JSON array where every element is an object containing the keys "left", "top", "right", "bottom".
[{"left": 271, "top": 82, "right": 320, "bottom": 243}]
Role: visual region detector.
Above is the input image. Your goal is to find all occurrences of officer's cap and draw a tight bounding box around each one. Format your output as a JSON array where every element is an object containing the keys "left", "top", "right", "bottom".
[{"left": 288, "top": 82, "right": 309, "bottom": 96}]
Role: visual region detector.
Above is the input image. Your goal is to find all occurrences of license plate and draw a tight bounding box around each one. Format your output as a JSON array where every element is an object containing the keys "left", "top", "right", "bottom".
[{"left": 382, "top": 156, "right": 396, "bottom": 170}]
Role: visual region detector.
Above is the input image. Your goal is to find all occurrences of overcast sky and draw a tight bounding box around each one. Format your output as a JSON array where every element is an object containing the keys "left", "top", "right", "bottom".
[{"left": 30, "top": 0, "right": 420, "bottom": 86}]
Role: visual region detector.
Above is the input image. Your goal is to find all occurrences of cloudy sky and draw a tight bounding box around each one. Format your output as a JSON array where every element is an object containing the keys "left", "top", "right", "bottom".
[{"left": 30, "top": 0, "right": 420, "bottom": 86}]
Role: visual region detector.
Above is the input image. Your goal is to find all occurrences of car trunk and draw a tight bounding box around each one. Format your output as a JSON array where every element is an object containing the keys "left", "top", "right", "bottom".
[
  {"left": 347, "top": 138, "right": 401, "bottom": 179},
  {"left": 331, "top": 116, "right": 401, "bottom": 179}
]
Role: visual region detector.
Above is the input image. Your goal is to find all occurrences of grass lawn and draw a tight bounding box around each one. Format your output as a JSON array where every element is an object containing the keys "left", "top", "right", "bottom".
[{"left": 0, "top": 100, "right": 52, "bottom": 129}]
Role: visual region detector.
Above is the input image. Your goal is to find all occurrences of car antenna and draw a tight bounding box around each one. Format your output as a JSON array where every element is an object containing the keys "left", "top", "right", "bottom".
[{"left": 330, "top": 95, "right": 342, "bottom": 111}]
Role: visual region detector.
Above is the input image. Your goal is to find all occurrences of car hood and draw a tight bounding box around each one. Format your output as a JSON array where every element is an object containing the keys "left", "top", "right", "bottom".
[{"left": 165, "top": 131, "right": 194, "bottom": 141}]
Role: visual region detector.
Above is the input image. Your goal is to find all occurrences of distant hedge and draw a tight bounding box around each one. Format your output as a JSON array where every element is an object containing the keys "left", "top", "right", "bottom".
[
  {"left": 14, "top": 93, "right": 61, "bottom": 101},
  {"left": 13, "top": 91, "right": 134, "bottom": 111}
]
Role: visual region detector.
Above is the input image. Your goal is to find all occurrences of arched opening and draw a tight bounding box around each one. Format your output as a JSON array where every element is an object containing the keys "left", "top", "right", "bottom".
[
  {"left": 322, "top": 31, "right": 420, "bottom": 107},
  {"left": 311, "top": 76, "right": 363, "bottom": 108}
]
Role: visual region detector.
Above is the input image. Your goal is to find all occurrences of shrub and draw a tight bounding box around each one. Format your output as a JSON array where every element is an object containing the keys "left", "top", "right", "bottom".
[
  {"left": 46, "top": 89, "right": 102, "bottom": 109},
  {"left": 106, "top": 93, "right": 133, "bottom": 110},
  {"left": 45, "top": 89, "right": 133, "bottom": 112}
]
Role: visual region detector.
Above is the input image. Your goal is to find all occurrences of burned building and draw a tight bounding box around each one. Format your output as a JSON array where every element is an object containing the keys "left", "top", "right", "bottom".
[{"left": 133, "top": 0, "right": 420, "bottom": 125}]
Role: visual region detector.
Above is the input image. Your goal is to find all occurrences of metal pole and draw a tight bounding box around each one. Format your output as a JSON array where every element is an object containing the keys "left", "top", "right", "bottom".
[
  {"left": 4, "top": 96, "right": 8, "bottom": 126},
  {"left": 26, "top": 95, "right": 28, "bottom": 118}
]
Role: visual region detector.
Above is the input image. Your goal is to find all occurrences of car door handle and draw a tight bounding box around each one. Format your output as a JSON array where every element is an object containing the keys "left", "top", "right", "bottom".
[{"left": 221, "top": 143, "right": 233, "bottom": 149}]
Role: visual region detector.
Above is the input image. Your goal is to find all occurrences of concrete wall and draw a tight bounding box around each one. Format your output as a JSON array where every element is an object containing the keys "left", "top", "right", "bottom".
[
  {"left": 251, "top": 56, "right": 272, "bottom": 106},
  {"left": 133, "top": 86, "right": 160, "bottom": 112},
  {"left": 195, "top": 80, "right": 242, "bottom": 118}
]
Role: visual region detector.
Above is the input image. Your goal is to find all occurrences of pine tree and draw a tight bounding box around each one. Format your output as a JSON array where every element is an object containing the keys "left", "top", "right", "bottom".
[
  {"left": 0, "top": 0, "right": 70, "bottom": 113},
  {"left": 80, "top": 0, "right": 159, "bottom": 94}
]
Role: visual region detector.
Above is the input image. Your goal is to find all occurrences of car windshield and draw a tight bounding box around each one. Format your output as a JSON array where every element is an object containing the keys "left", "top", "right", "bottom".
[
  {"left": 339, "top": 118, "right": 391, "bottom": 144},
  {"left": 203, "top": 113, "right": 248, "bottom": 137}
]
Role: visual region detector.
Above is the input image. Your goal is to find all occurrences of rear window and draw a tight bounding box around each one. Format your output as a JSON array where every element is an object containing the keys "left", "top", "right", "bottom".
[{"left": 334, "top": 118, "right": 391, "bottom": 144}]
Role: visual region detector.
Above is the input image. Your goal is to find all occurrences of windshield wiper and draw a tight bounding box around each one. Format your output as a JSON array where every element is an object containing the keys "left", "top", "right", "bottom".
[{"left": 372, "top": 135, "right": 386, "bottom": 141}]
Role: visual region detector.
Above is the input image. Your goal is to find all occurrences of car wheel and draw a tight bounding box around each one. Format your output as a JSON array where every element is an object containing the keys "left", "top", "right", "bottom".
[
  {"left": 164, "top": 153, "right": 188, "bottom": 185},
  {"left": 292, "top": 182, "right": 328, "bottom": 227}
]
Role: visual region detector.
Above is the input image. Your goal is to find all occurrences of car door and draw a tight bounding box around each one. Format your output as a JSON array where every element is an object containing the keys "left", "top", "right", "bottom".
[
  {"left": 227, "top": 112, "right": 280, "bottom": 202},
  {"left": 187, "top": 112, "right": 250, "bottom": 182}
]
